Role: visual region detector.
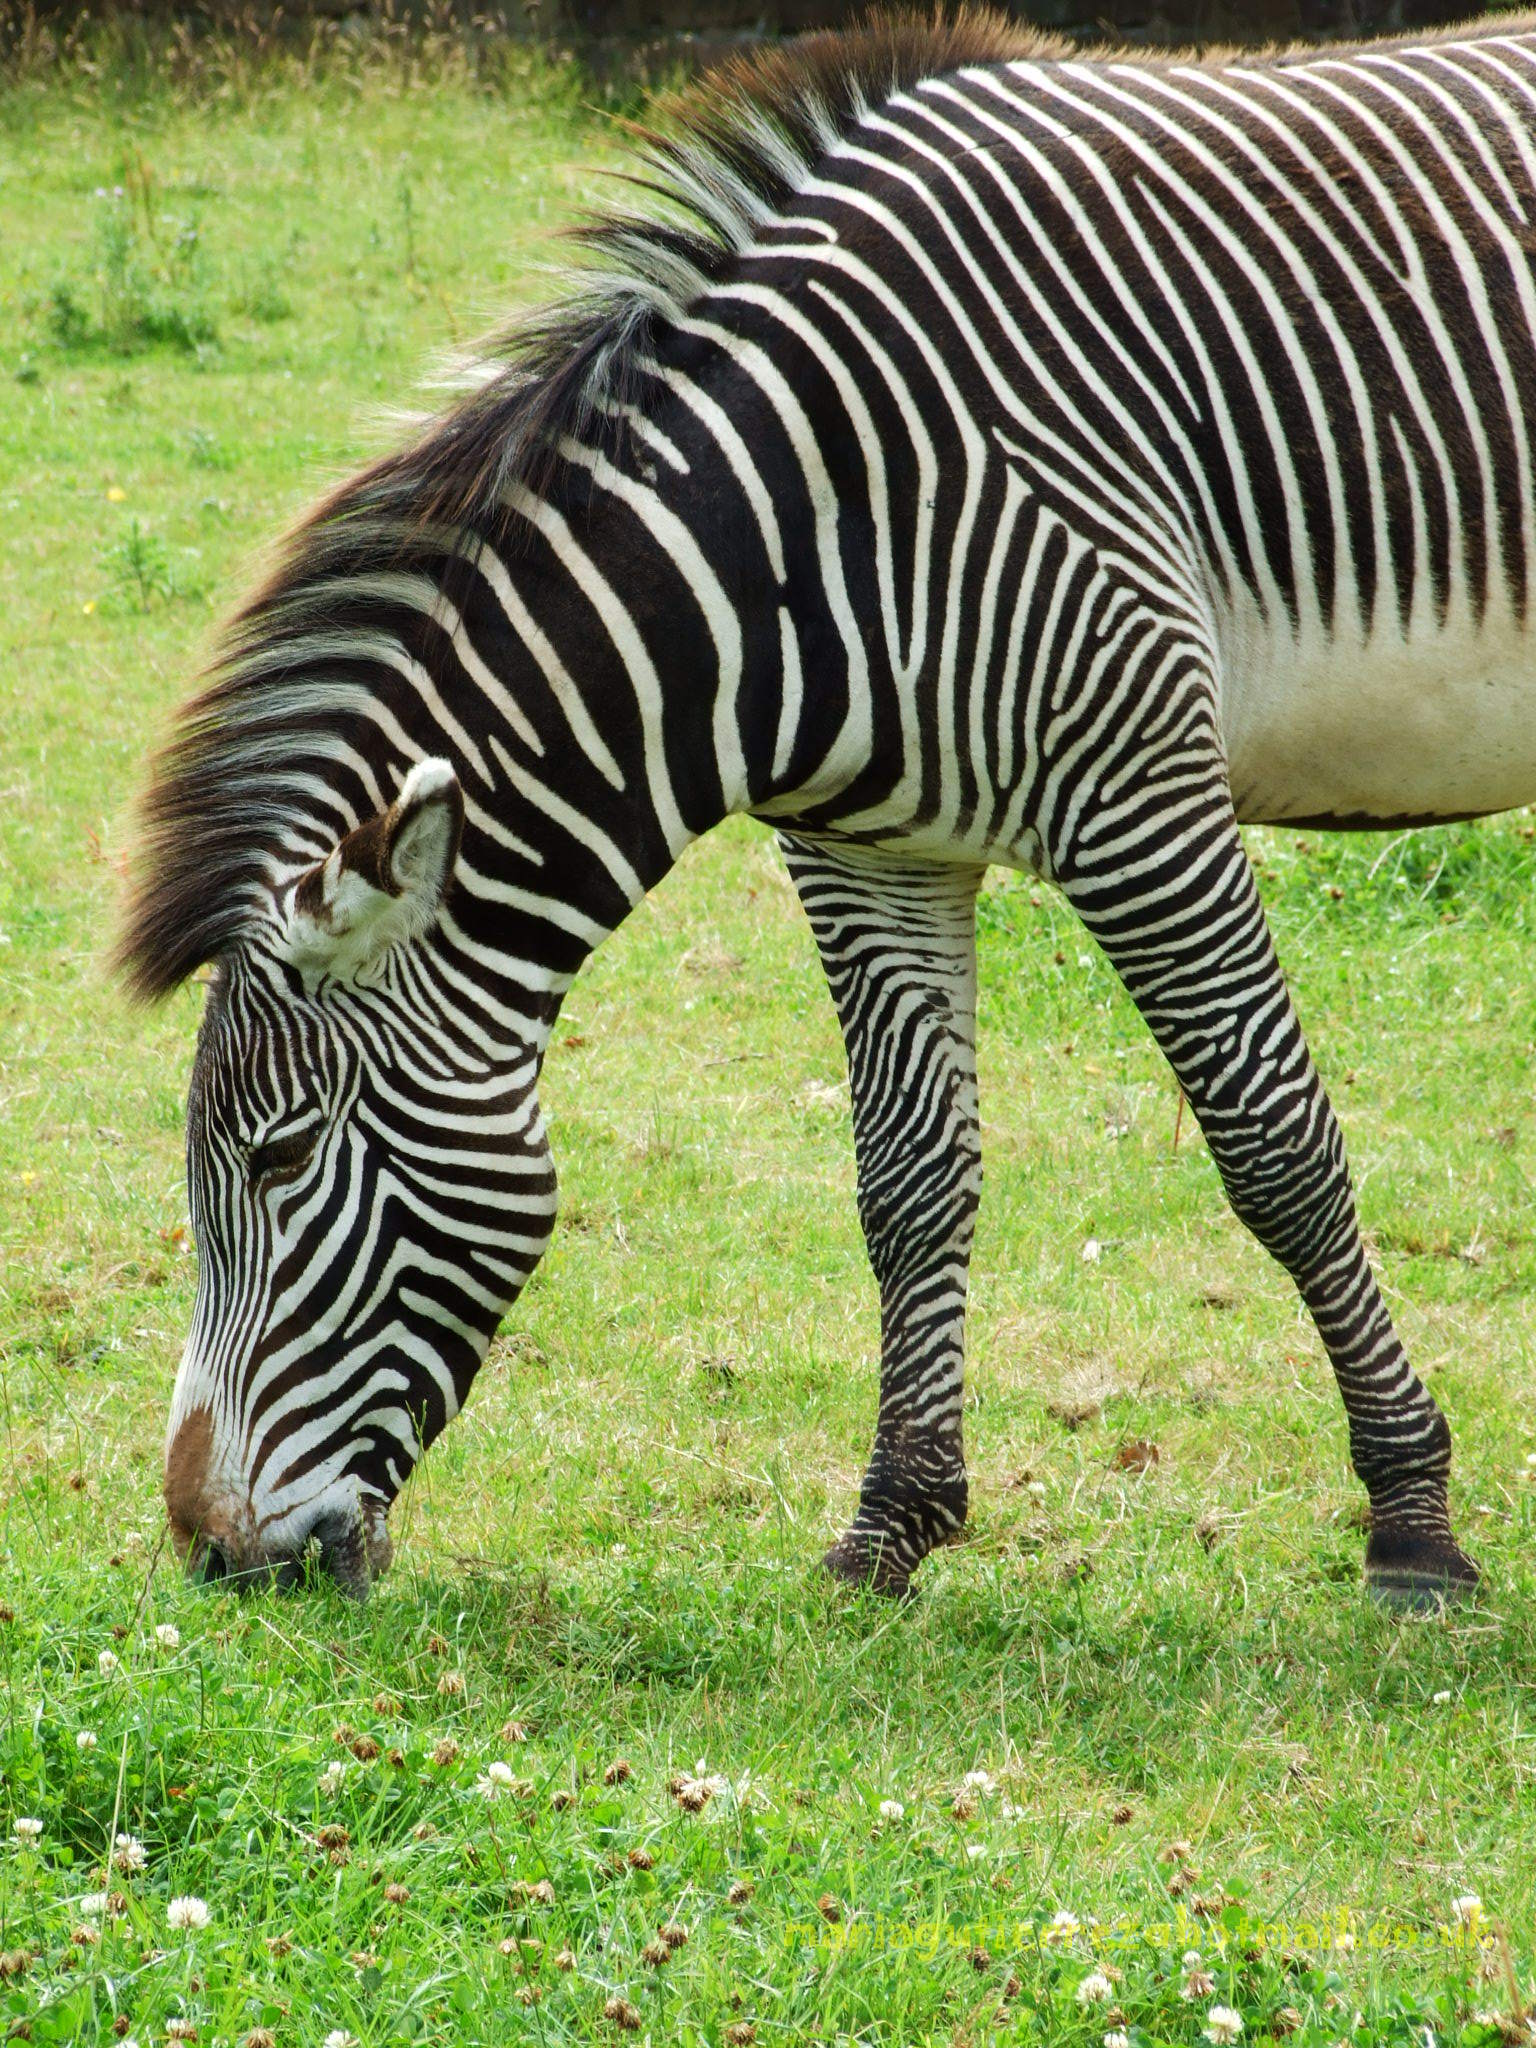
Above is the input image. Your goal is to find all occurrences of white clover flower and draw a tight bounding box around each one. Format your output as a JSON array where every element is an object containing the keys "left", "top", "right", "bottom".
[
  {"left": 318, "top": 1761, "right": 349, "bottom": 1798},
  {"left": 167, "top": 1895, "right": 209, "bottom": 1930},
  {"left": 1451, "top": 1894, "right": 1483, "bottom": 1926},
  {"left": 154, "top": 1623, "right": 181, "bottom": 1651},
  {"left": 1183, "top": 1950, "right": 1202, "bottom": 1968},
  {"left": 1000, "top": 1798, "right": 1024, "bottom": 1820},
  {"left": 962, "top": 1769, "right": 997, "bottom": 1794},
  {"left": 323, "top": 2032, "right": 356, "bottom": 2048},
  {"left": 1104, "top": 2033, "right": 1131, "bottom": 2048},
  {"left": 878, "top": 1799, "right": 905, "bottom": 1822},
  {"left": 97, "top": 1649, "right": 120, "bottom": 1676},
  {"left": 965, "top": 1843, "right": 987, "bottom": 1860},
  {"left": 113, "top": 1832, "right": 147, "bottom": 1872},
  {"left": 76, "top": 1729, "right": 98, "bottom": 1751},
  {"left": 1204, "top": 2005, "right": 1244, "bottom": 2045},
  {"left": 80, "top": 1892, "right": 109, "bottom": 1917},
  {"left": 1043, "top": 1909, "right": 1081, "bottom": 1946},
  {"left": 12, "top": 1817, "right": 42, "bottom": 1843},
  {"left": 475, "top": 1760, "right": 519, "bottom": 1800},
  {"left": 1076, "top": 1971, "right": 1114, "bottom": 2005},
  {"left": 1433, "top": 1690, "right": 1453, "bottom": 1705}
]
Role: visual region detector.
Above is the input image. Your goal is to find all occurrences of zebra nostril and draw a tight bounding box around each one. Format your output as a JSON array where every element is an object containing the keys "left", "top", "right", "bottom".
[{"left": 191, "top": 1537, "right": 228, "bottom": 1585}]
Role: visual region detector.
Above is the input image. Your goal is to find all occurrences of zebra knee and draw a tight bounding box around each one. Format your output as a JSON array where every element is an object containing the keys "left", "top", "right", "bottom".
[
  {"left": 859, "top": 1181, "right": 978, "bottom": 1293},
  {"left": 1206, "top": 1120, "right": 1350, "bottom": 1284},
  {"left": 854, "top": 1103, "right": 981, "bottom": 1282}
]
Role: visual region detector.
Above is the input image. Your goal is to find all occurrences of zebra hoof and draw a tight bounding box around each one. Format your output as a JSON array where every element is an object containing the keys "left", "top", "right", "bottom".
[
  {"left": 1364, "top": 1529, "right": 1480, "bottom": 1611},
  {"left": 820, "top": 1532, "right": 914, "bottom": 1600}
]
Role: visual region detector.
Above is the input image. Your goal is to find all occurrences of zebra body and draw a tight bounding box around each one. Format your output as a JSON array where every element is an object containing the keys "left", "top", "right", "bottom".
[{"left": 122, "top": 10, "right": 1536, "bottom": 1601}]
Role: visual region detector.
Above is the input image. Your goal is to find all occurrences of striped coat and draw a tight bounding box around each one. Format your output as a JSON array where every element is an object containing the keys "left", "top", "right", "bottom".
[{"left": 124, "top": 10, "right": 1534, "bottom": 1603}]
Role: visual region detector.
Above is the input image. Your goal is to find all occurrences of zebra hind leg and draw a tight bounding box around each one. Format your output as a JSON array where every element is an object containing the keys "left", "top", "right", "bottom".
[
  {"left": 1057, "top": 794, "right": 1478, "bottom": 1609},
  {"left": 779, "top": 834, "right": 984, "bottom": 1598}
]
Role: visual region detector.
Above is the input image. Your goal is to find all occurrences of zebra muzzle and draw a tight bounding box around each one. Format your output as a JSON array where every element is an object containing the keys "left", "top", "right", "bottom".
[{"left": 185, "top": 1504, "right": 385, "bottom": 1600}]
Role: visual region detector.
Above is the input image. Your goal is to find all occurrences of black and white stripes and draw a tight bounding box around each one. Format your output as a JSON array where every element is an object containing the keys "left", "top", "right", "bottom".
[{"left": 127, "top": 10, "right": 1536, "bottom": 1600}]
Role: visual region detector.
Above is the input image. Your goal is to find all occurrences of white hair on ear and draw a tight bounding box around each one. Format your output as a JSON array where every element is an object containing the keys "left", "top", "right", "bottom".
[
  {"left": 279, "top": 756, "right": 462, "bottom": 984},
  {"left": 390, "top": 758, "right": 459, "bottom": 896}
]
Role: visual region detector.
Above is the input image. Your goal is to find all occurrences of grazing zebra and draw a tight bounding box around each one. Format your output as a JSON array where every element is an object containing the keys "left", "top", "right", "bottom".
[{"left": 123, "top": 5, "right": 1536, "bottom": 1605}]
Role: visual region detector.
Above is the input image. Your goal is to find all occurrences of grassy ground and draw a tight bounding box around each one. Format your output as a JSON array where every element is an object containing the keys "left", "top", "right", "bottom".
[{"left": 4, "top": 35, "right": 1536, "bottom": 2048}]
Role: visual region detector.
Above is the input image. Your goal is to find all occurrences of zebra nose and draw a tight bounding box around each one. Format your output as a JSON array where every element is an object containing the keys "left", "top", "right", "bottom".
[{"left": 180, "top": 1520, "right": 368, "bottom": 1599}]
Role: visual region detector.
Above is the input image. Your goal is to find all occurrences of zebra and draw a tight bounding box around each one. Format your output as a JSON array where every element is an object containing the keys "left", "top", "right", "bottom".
[{"left": 119, "top": 5, "right": 1536, "bottom": 1605}]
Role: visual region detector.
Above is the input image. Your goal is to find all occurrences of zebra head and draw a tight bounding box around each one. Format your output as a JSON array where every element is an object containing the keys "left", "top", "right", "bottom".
[{"left": 162, "top": 758, "right": 554, "bottom": 1597}]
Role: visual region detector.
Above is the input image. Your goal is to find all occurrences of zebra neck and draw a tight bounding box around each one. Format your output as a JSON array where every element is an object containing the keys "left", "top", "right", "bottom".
[{"left": 432, "top": 429, "right": 835, "bottom": 1012}]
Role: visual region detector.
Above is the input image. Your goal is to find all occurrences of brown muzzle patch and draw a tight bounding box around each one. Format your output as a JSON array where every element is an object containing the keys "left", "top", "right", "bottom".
[{"left": 163, "top": 1404, "right": 219, "bottom": 1558}]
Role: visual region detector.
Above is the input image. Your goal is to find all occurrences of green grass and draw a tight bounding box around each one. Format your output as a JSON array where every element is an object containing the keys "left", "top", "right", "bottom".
[{"left": 4, "top": 37, "right": 1536, "bottom": 2048}]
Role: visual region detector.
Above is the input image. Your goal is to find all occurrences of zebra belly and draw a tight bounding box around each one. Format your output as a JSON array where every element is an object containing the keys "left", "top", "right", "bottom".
[{"left": 1222, "top": 608, "right": 1536, "bottom": 828}]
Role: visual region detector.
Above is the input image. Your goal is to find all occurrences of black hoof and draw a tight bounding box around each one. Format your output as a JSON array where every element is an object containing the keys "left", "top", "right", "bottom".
[
  {"left": 821, "top": 1532, "right": 915, "bottom": 1600},
  {"left": 1365, "top": 1528, "right": 1480, "bottom": 1611}
]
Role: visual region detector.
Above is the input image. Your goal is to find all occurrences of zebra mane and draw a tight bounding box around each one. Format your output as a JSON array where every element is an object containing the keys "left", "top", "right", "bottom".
[
  {"left": 116, "top": 6, "right": 1051, "bottom": 1002},
  {"left": 390, "top": 6, "right": 1060, "bottom": 527}
]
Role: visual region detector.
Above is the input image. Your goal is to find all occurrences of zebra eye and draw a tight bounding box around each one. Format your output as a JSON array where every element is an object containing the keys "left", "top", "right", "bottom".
[{"left": 246, "top": 1125, "right": 321, "bottom": 1187}]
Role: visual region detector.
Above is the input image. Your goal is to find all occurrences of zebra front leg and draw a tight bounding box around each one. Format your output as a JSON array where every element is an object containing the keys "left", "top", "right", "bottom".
[
  {"left": 779, "top": 835, "right": 985, "bottom": 1598},
  {"left": 1058, "top": 796, "right": 1478, "bottom": 1608}
]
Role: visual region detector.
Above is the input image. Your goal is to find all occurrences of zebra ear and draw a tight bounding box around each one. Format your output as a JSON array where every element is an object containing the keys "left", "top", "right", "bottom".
[{"left": 280, "top": 757, "right": 464, "bottom": 981}]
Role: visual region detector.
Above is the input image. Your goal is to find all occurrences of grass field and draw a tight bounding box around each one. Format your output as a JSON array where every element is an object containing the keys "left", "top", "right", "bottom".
[{"left": 4, "top": 31, "right": 1536, "bottom": 2048}]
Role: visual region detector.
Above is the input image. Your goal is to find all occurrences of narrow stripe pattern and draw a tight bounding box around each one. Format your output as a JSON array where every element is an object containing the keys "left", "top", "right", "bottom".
[{"left": 126, "top": 11, "right": 1532, "bottom": 1599}]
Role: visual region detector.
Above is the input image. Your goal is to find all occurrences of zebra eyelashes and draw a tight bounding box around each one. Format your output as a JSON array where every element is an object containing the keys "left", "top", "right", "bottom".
[{"left": 246, "top": 1124, "right": 322, "bottom": 1188}]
